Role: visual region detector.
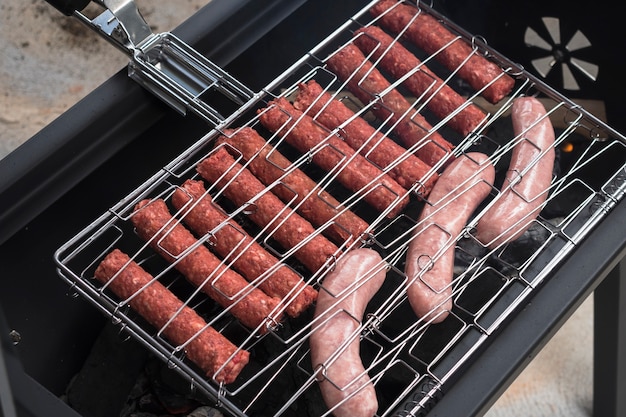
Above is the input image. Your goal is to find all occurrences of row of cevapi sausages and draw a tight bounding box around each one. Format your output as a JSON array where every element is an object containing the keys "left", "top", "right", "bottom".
[{"left": 93, "top": 1, "right": 556, "bottom": 416}]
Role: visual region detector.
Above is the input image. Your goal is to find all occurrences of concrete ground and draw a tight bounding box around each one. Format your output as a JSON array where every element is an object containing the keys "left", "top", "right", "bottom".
[{"left": 0, "top": 2, "right": 595, "bottom": 416}]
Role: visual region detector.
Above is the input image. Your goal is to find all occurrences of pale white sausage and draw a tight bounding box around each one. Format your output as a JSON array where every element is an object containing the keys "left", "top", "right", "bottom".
[
  {"left": 475, "top": 97, "right": 555, "bottom": 248},
  {"left": 309, "top": 248, "right": 386, "bottom": 417},
  {"left": 406, "top": 152, "right": 495, "bottom": 323}
]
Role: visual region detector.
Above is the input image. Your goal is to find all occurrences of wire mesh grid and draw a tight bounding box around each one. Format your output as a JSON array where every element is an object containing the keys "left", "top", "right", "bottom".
[{"left": 54, "top": 1, "right": 626, "bottom": 416}]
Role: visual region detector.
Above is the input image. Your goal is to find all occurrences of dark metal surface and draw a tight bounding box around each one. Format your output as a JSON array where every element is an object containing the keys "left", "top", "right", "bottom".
[
  {"left": 594, "top": 257, "right": 626, "bottom": 417},
  {"left": 1, "top": 305, "right": 83, "bottom": 417}
]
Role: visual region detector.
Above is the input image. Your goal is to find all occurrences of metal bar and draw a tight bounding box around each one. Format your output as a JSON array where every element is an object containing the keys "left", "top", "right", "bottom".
[{"left": 593, "top": 256, "right": 626, "bottom": 417}]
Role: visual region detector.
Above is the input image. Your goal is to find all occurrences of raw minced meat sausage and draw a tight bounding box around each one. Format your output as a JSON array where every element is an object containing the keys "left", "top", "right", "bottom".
[
  {"left": 325, "top": 43, "right": 455, "bottom": 168},
  {"left": 405, "top": 152, "right": 494, "bottom": 323},
  {"left": 310, "top": 248, "right": 386, "bottom": 417},
  {"left": 370, "top": 0, "right": 515, "bottom": 104},
  {"left": 196, "top": 147, "right": 341, "bottom": 274},
  {"left": 474, "top": 97, "right": 555, "bottom": 248},
  {"left": 353, "top": 25, "right": 487, "bottom": 137},
  {"left": 216, "top": 127, "right": 370, "bottom": 245},
  {"left": 257, "top": 97, "right": 409, "bottom": 218},
  {"left": 171, "top": 179, "right": 318, "bottom": 318},
  {"left": 293, "top": 80, "right": 438, "bottom": 196},
  {"left": 131, "top": 198, "right": 283, "bottom": 332},
  {"left": 94, "top": 248, "right": 249, "bottom": 384}
]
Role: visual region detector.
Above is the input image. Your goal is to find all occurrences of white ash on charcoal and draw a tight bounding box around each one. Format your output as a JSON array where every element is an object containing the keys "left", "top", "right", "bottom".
[{"left": 187, "top": 407, "right": 224, "bottom": 417}]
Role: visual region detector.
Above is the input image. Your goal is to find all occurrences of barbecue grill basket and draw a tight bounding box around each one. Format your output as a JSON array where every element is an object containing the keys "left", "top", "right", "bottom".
[{"left": 53, "top": 1, "right": 626, "bottom": 416}]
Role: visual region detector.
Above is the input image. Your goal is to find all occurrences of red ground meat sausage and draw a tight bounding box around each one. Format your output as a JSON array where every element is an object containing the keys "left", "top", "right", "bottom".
[
  {"left": 353, "top": 25, "right": 488, "bottom": 137},
  {"left": 216, "top": 127, "right": 370, "bottom": 245},
  {"left": 171, "top": 179, "right": 318, "bottom": 318},
  {"left": 257, "top": 97, "right": 409, "bottom": 218},
  {"left": 94, "top": 249, "right": 249, "bottom": 384},
  {"left": 325, "top": 43, "right": 455, "bottom": 167},
  {"left": 196, "top": 147, "right": 341, "bottom": 274},
  {"left": 131, "top": 198, "right": 283, "bottom": 332},
  {"left": 293, "top": 80, "right": 438, "bottom": 196},
  {"left": 370, "top": 0, "right": 515, "bottom": 104}
]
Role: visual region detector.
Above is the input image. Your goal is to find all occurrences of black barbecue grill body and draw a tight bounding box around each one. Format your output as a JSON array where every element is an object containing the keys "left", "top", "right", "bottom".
[{"left": 0, "top": 1, "right": 624, "bottom": 417}]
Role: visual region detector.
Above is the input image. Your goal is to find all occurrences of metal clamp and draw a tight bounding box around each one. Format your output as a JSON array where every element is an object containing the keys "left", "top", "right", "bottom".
[{"left": 58, "top": 0, "right": 254, "bottom": 126}]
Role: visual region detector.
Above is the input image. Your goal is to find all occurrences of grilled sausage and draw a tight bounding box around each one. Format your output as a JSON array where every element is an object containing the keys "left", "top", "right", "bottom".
[
  {"left": 258, "top": 97, "right": 409, "bottom": 218},
  {"left": 310, "top": 248, "right": 386, "bottom": 417},
  {"left": 475, "top": 97, "right": 555, "bottom": 248},
  {"left": 370, "top": 0, "right": 515, "bottom": 104},
  {"left": 171, "top": 179, "right": 317, "bottom": 318},
  {"left": 196, "top": 147, "right": 341, "bottom": 273},
  {"left": 94, "top": 249, "right": 249, "bottom": 384},
  {"left": 131, "top": 198, "right": 283, "bottom": 332},
  {"left": 325, "top": 43, "right": 455, "bottom": 167},
  {"left": 216, "top": 127, "right": 370, "bottom": 245},
  {"left": 353, "top": 25, "right": 487, "bottom": 137},
  {"left": 406, "top": 152, "right": 494, "bottom": 323},
  {"left": 293, "top": 80, "right": 438, "bottom": 196}
]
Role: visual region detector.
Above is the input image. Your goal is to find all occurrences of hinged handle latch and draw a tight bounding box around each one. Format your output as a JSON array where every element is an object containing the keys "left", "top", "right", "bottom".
[{"left": 45, "top": 0, "right": 254, "bottom": 126}]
